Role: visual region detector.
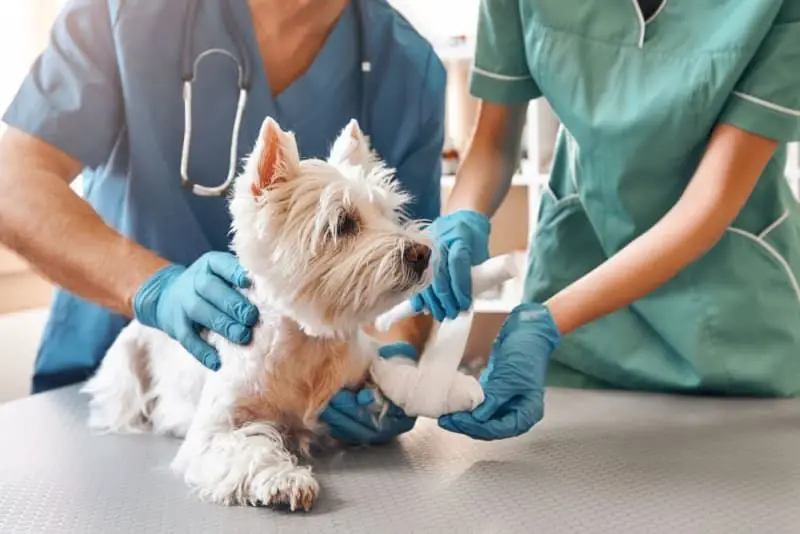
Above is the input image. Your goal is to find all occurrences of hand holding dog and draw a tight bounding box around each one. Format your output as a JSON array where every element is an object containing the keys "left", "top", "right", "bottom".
[
  {"left": 133, "top": 251, "right": 260, "bottom": 370},
  {"left": 321, "top": 342, "right": 419, "bottom": 445},
  {"left": 410, "top": 210, "right": 491, "bottom": 321}
]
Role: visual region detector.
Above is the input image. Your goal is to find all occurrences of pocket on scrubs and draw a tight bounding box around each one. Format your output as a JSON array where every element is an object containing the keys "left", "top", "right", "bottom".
[
  {"left": 695, "top": 209, "right": 800, "bottom": 396},
  {"left": 524, "top": 191, "right": 693, "bottom": 392}
]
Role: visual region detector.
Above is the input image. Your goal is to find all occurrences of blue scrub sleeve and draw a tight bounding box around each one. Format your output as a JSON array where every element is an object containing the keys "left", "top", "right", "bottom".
[
  {"left": 469, "top": 0, "right": 542, "bottom": 104},
  {"left": 2, "top": 0, "right": 123, "bottom": 169},
  {"left": 395, "top": 52, "right": 446, "bottom": 223},
  {"left": 718, "top": 2, "right": 800, "bottom": 142}
]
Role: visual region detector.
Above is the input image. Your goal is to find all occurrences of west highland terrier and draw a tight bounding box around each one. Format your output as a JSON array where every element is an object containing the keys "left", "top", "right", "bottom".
[{"left": 81, "top": 116, "right": 434, "bottom": 512}]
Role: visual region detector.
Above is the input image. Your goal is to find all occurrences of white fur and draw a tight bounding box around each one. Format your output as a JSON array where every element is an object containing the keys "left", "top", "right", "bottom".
[{"left": 82, "top": 117, "right": 433, "bottom": 512}]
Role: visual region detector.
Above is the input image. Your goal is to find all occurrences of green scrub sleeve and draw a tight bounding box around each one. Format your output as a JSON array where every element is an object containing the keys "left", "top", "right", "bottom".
[
  {"left": 469, "top": 0, "right": 542, "bottom": 104},
  {"left": 718, "top": 3, "right": 800, "bottom": 142}
]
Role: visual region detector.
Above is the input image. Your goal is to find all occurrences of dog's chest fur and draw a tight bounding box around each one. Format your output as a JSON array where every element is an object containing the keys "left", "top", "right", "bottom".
[{"left": 223, "top": 297, "right": 375, "bottom": 442}]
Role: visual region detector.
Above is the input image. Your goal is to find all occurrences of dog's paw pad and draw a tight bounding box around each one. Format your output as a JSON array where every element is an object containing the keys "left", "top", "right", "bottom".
[{"left": 447, "top": 373, "right": 486, "bottom": 414}]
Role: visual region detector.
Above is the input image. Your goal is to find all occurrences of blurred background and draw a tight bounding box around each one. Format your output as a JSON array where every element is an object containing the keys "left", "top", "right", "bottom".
[{"left": 0, "top": 1, "right": 798, "bottom": 403}]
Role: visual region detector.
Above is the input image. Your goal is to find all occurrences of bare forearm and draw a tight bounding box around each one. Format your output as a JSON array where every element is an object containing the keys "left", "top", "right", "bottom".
[
  {"left": 445, "top": 102, "right": 528, "bottom": 217},
  {"left": 0, "top": 128, "right": 170, "bottom": 316},
  {"left": 546, "top": 124, "right": 778, "bottom": 335},
  {"left": 546, "top": 190, "right": 734, "bottom": 335}
]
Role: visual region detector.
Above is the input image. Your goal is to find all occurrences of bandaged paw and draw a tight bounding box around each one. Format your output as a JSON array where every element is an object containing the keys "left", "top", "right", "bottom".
[
  {"left": 370, "top": 254, "right": 521, "bottom": 420},
  {"left": 370, "top": 356, "right": 484, "bottom": 418}
]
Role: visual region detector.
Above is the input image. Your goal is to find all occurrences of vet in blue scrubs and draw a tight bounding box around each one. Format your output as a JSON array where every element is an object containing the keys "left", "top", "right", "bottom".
[{"left": 2, "top": 0, "right": 445, "bottom": 393}]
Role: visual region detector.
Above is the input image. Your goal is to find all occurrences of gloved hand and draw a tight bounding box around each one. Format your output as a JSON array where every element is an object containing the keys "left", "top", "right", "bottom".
[
  {"left": 133, "top": 251, "right": 259, "bottom": 371},
  {"left": 410, "top": 210, "right": 490, "bottom": 322},
  {"left": 320, "top": 342, "right": 419, "bottom": 445},
  {"left": 438, "top": 303, "right": 561, "bottom": 440}
]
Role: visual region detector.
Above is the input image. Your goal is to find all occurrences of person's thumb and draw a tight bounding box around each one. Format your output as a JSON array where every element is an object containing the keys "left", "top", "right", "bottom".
[
  {"left": 448, "top": 241, "right": 473, "bottom": 311},
  {"left": 472, "top": 392, "right": 502, "bottom": 423}
]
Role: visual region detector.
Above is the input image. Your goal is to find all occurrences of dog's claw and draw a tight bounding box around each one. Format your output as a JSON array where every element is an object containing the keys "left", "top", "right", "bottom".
[
  {"left": 302, "top": 488, "right": 315, "bottom": 512},
  {"left": 258, "top": 478, "right": 318, "bottom": 513}
]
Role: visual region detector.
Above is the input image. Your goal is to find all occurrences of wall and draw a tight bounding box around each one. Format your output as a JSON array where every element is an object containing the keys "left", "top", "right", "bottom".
[
  {"left": 389, "top": 0, "right": 480, "bottom": 43},
  {"left": 0, "top": 1, "right": 64, "bottom": 315},
  {"left": 0, "top": 1, "right": 64, "bottom": 403}
]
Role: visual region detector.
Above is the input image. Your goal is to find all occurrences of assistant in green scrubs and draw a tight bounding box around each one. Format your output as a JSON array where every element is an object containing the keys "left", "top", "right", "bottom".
[{"left": 415, "top": 0, "right": 800, "bottom": 440}]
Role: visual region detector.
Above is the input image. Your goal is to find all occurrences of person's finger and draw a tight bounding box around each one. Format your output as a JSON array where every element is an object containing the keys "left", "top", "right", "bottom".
[
  {"left": 385, "top": 402, "right": 412, "bottom": 419},
  {"left": 320, "top": 407, "right": 377, "bottom": 444},
  {"left": 448, "top": 241, "right": 473, "bottom": 311},
  {"left": 185, "top": 297, "right": 251, "bottom": 345},
  {"left": 327, "top": 391, "right": 380, "bottom": 427},
  {"left": 327, "top": 389, "right": 363, "bottom": 410},
  {"left": 176, "top": 323, "right": 221, "bottom": 371},
  {"left": 438, "top": 412, "right": 500, "bottom": 441},
  {"left": 378, "top": 342, "right": 419, "bottom": 361},
  {"left": 431, "top": 249, "right": 460, "bottom": 320},
  {"left": 204, "top": 252, "right": 251, "bottom": 288},
  {"left": 471, "top": 392, "right": 504, "bottom": 423},
  {"left": 421, "top": 287, "right": 447, "bottom": 322},
  {"left": 409, "top": 293, "right": 426, "bottom": 313},
  {"left": 356, "top": 389, "right": 376, "bottom": 406},
  {"left": 194, "top": 271, "right": 259, "bottom": 327},
  {"left": 410, "top": 287, "right": 446, "bottom": 321},
  {"left": 478, "top": 396, "right": 543, "bottom": 438},
  {"left": 374, "top": 416, "right": 415, "bottom": 443},
  {"left": 328, "top": 389, "right": 412, "bottom": 431}
]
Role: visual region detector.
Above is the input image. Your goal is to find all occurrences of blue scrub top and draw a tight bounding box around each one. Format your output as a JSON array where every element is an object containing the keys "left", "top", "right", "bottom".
[{"left": 2, "top": 0, "right": 446, "bottom": 394}]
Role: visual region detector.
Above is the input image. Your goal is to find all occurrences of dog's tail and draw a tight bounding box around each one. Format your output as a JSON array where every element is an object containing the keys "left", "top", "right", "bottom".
[{"left": 81, "top": 321, "right": 153, "bottom": 434}]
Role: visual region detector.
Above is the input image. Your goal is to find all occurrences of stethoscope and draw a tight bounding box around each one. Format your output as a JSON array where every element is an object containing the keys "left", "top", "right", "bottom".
[{"left": 180, "top": 0, "right": 372, "bottom": 197}]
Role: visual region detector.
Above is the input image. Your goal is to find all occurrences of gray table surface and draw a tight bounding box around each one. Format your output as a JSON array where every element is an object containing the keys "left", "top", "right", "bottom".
[{"left": 1, "top": 385, "right": 800, "bottom": 534}]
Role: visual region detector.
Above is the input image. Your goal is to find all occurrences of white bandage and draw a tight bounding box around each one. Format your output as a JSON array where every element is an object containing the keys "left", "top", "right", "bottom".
[
  {"left": 374, "top": 253, "right": 519, "bottom": 332},
  {"left": 370, "top": 312, "right": 484, "bottom": 418},
  {"left": 370, "top": 254, "right": 521, "bottom": 418}
]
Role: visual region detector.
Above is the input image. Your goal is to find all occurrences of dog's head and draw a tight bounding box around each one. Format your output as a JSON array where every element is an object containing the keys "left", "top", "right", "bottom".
[{"left": 230, "top": 117, "right": 433, "bottom": 336}]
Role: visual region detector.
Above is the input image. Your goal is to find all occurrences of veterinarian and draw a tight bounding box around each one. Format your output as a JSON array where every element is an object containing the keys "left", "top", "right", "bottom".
[
  {"left": 412, "top": 0, "right": 800, "bottom": 440},
  {"left": 0, "top": 0, "right": 442, "bottom": 445}
]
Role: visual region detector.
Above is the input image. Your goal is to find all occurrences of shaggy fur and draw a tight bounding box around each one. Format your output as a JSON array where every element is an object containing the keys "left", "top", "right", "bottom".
[{"left": 81, "top": 117, "right": 433, "bottom": 512}]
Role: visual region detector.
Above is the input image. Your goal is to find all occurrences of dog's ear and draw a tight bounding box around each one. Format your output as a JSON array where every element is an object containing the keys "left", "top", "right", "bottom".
[
  {"left": 252, "top": 117, "right": 300, "bottom": 196},
  {"left": 328, "top": 119, "right": 373, "bottom": 168}
]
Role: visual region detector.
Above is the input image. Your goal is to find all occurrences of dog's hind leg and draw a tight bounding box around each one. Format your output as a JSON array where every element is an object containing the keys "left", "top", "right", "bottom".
[{"left": 81, "top": 321, "right": 153, "bottom": 434}]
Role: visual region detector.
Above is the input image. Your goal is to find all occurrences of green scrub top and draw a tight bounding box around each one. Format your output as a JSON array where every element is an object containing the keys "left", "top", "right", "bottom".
[{"left": 471, "top": 0, "right": 800, "bottom": 397}]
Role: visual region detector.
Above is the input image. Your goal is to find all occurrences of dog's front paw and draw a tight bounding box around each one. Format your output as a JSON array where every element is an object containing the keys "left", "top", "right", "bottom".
[
  {"left": 447, "top": 372, "right": 485, "bottom": 414},
  {"left": 369, "top": 356, "right": 418, "bottom": 413},
  {"left": 370, "top": 357, "right": 486, "bottom": 418},
  {"left": 251, "top": 465, "right": 319, "bottom": 512}
]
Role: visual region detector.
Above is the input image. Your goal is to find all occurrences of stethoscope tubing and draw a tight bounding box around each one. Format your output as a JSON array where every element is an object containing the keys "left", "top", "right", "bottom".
[{"left": 179, "top": 0, "right": 370, "bottom": 197}]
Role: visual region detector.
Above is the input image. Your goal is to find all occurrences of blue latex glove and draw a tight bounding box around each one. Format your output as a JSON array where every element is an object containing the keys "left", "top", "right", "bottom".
[
  {"left": 320, "top": 342, "right": 419, "bottom": 445},
  {"left": 410, "top": 210, "right": 490, "bottom": 322},
  {"left": 133, "top": 251, "right": 259, "bottom": 371},
  {"left": 439, "top": 303, "right": 561, "bottom": 440}
]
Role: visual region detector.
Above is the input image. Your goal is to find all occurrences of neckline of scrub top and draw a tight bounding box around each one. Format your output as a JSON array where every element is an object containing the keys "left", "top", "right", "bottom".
[
  {"left": 234, "top": 0, "right": 358, "bottom": 129},
  {"left": 630, "top": 0, "right": 668, "bottom": 47}
]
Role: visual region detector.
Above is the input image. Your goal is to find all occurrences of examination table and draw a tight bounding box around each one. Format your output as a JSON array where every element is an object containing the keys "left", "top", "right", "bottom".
[{"left": 1, "top": 384, "right": 799, "bottom": 533}]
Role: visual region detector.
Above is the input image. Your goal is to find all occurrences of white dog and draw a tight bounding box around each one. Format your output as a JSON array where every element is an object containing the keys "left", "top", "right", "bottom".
[{"left": 81, "top": 116, "right": 434, "bottom": 512}]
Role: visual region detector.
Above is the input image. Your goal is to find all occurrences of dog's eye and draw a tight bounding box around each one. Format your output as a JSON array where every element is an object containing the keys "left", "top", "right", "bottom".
[{"left": 336, "top": 213, "right": 359, "bottom": 236}]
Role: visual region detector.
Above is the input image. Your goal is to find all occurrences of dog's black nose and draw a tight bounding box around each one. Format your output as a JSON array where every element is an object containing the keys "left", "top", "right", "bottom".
[{"left": 404, "top": 243, "right": 431, "bottom": 276}]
